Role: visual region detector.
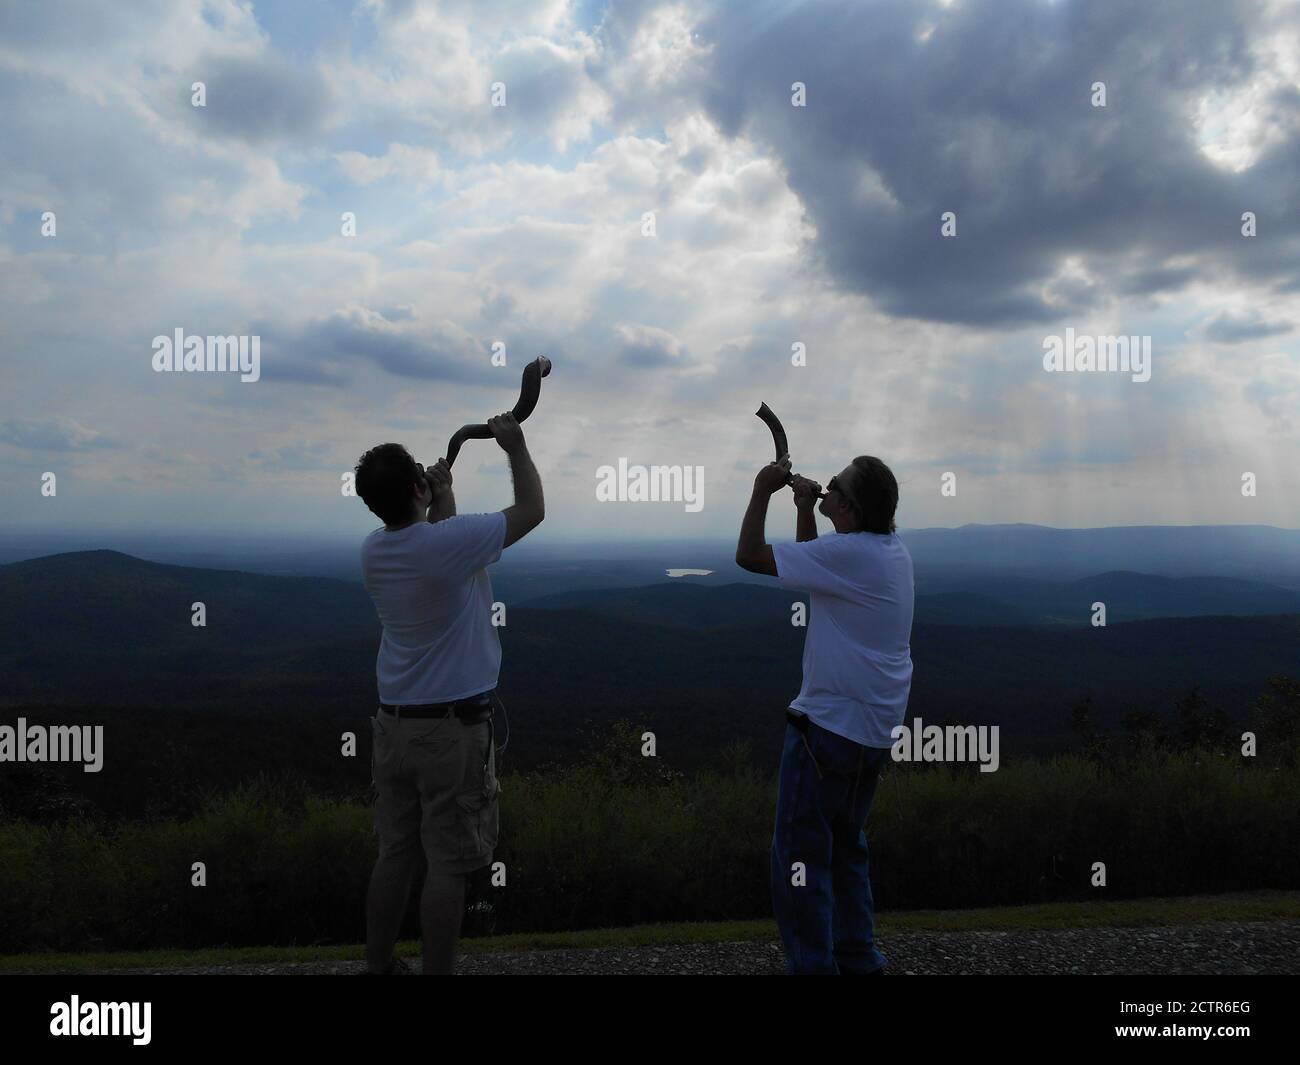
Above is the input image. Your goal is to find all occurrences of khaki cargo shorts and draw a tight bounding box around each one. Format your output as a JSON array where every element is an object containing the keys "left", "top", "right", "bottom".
[{"left": 371, "top": 706, "right": 500, "bottom": 875}]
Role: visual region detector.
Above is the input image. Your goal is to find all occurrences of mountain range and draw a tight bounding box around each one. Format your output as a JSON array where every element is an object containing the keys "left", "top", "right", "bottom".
[{"left": 2, "top": 549, "right": 1298, "bottom": 769}]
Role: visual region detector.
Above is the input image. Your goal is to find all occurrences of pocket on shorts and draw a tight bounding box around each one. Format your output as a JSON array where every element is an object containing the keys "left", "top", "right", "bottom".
[
  {"left": 455, "top": 722, "right": 500, "bottom": 860},
  {"left": 370, "top": 713, "right": 388, "bottom": 788}
]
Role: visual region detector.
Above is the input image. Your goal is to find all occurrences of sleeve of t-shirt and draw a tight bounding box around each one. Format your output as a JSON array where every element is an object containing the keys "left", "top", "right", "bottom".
[
  {"left": 421, "top": 512, "right": 507, "bottom": 580},
  {"left": 772, "top": 536, "right": 854, "bottom": 599}
]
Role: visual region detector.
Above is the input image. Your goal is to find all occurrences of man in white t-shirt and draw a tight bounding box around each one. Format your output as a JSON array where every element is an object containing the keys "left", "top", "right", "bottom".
[
  {"left": 355, "top": 412, "right": 543, "bottom": 974},
  {"left": 737, "top": 452, "right": 913, "bottom": 975}
]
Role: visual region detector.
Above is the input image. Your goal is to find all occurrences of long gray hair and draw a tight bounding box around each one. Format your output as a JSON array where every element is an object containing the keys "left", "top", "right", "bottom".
[{"left": 844, "top": 456, "right": 898, "bottom": 534}]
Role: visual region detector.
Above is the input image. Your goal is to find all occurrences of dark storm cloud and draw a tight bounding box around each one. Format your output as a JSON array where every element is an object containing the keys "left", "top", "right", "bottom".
[
  {"left": 185, "top": 52, "right": 333, "bottom": 143},
  {"left": 687, "top": 0, "right": 1300, "bottom": 326},
  {"left": 1127, "top": 265, "right": 1200, "bottom": 295},
  {"left": 1203, "top": 310, "right": 1296, "bottom": 343},
  {"left": 257, "top": 310, "right": 502, "bottom": 385}
]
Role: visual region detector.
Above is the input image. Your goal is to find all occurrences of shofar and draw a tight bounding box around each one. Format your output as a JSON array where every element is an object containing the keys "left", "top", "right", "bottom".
[{"left": 445, "top": 356, "right": 552, "bottom": 467}]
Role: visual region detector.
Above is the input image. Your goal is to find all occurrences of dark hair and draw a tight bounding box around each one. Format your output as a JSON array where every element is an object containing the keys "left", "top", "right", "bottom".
[
  {"left": 355, "top": 442, "right": 421, "bottom": 526},
  {"left": 845, "top": 456, "right": 898, "bottom": 534}
]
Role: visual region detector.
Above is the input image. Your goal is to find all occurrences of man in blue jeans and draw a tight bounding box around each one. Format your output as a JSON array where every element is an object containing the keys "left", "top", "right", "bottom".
[{"left": 737, "top": 452, "right": 914, "bottom": 975}]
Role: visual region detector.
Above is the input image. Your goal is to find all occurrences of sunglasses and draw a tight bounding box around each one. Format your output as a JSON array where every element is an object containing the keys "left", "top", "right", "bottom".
[{"left": 825, "top": 475, "right": 858, "bottom": 509}]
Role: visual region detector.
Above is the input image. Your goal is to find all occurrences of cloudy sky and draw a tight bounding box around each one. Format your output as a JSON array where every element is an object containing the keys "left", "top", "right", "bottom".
[{"left": 2, "top": 0, "right": 1298, "bottom": 541}]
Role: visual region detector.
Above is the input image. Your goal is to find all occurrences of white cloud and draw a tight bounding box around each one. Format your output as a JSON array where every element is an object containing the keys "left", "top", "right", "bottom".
[
  {"left": 1, "top": 0, "right": 1298, "bottom": 536},
  {"left": 335, "top": 144, "right": 443, "bottom": 187}
]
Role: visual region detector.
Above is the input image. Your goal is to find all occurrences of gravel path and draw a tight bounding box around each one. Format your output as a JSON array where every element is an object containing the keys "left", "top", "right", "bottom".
[{"left": 46, "top": 919, "right": 1300, "bottom": 975}]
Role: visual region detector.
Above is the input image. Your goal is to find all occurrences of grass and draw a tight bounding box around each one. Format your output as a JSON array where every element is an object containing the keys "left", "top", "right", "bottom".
[{"left": 4, "top": 889, "right": 1297, "bottom": 974}]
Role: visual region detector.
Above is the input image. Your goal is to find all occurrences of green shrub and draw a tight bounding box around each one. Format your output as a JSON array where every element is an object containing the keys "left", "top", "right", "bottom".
[{"left": 2, "top": 745, "right": 1297, "bottom": 952}]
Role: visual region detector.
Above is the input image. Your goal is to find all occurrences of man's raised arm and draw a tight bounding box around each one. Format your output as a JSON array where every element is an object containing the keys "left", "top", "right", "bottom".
[
  {"left": 489, "top": 412, "right": 544, "bottom": 549},
  {"left": 736, "top": 455, "right": 791, "bottom": 575}
]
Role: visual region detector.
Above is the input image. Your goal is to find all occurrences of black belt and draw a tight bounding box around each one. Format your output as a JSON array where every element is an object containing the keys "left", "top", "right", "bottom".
[{"left": 379, "top": 693, "right": 492, "bottom": 720}]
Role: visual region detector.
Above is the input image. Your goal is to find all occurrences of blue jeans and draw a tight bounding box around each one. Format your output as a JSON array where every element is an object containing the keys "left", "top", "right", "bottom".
[{"left": 771, "top": 716, "right": 891, "bottom": 975}]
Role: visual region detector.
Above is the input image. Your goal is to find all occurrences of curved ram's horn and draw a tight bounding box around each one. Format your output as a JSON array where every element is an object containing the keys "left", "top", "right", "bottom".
[
  {"left": 754, "top": 402, "right": 789, "bottom": 464},
  {"left": 754, "top": 401, "right": 824, "bottom": 497},
  {"left": 445, "top": 356, "right": 552, "bottom": 467}
]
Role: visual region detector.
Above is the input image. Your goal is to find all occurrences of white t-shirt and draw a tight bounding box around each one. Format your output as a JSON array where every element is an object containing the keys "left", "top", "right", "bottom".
[
  {"left": 360, "top": 512, "right": 508, "bottom": 704},
  {"left": 772, "top": 531, "right": 914, "bottom": 748}
]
